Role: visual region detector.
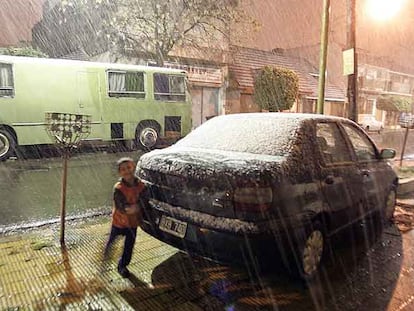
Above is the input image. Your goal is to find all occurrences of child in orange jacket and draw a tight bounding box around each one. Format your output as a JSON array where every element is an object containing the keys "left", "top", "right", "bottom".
[{"left": 104, "top": 157, "right": 146, "bottom": 278}]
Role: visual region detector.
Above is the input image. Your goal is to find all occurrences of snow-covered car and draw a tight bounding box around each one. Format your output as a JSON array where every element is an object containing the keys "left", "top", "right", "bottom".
[
  {"left": 358, "top": 114, "right": 384, "bottom": 133},
  {"left": 136, "top": 113, "right": 397, "bottom": 280},
  {"left": 399, "top": 113, "right": 414, "bottom": 128}
]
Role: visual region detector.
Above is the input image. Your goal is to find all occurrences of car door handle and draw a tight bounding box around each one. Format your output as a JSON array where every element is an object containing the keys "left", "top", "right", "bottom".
[{"left": 325, "top": 175, "right": 335, "bottom": 185}]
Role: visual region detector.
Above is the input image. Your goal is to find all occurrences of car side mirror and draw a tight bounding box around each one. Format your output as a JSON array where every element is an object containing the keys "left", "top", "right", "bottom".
[{"left": 380, "top": 148, "right": 396, "bottom": 160}]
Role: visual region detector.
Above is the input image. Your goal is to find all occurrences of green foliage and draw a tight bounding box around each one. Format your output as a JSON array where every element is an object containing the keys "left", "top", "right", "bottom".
[
  {"left": 377, "top": 95, "right": 411, "bottom": 112},
  {"left": 253, "top": 66, "right": 299, "bottom": 112},
  {"left": 0, "top": 46, "right": 48, "bottom": 58},
  {"left": 31, "top": 240, "right": 52, "bottom": 251}
]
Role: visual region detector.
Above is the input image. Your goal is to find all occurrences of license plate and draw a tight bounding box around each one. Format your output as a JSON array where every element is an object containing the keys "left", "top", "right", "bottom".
[{"left": 159, "top": 215, "right": 187, "bottom": 238}]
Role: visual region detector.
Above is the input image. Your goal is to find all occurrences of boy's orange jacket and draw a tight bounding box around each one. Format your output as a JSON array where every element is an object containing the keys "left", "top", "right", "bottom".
[{"left": 112, "top": 178, "right": 145, "bottom": 229}]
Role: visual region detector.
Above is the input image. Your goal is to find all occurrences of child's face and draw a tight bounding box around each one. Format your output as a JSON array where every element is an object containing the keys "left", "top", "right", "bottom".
[{"left": 119, "top": 161, "right": 136, "bottom": 181}]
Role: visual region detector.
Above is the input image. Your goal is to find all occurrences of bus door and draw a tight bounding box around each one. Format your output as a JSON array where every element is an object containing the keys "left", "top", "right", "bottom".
[{"left": 76, "top": 71, "right": 102, "bottom": 139}]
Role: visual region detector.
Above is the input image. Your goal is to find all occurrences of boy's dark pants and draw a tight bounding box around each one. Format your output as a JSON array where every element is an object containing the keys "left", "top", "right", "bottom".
[{"left": 104, "top": 226, "right": 137, "bottom": 269}]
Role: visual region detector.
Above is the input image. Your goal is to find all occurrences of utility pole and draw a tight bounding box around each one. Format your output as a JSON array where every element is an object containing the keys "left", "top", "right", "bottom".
[
  {"left": 347, "top": 0, "right": 358, "bottom": 122},
  {"left": 317, "top": 0, "right": 331, "bottom": 114}
]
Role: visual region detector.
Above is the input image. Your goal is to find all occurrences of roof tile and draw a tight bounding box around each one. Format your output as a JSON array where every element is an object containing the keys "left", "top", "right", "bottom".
[{"left": 229, "top": 46, "right": 345, "bottom": 101}]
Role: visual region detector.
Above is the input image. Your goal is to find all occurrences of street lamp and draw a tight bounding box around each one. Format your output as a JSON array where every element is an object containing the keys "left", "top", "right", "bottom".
[
  {"left": 45, "top": 112, "right": 91, "bottom": 244},
  {"left": 366, "top": 0, "right": 405, "bottom": 21}
]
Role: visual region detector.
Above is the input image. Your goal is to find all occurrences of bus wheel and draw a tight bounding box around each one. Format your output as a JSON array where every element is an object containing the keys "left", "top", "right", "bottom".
[
  {"left": 0, "top": 129, "right": 16, "bottom": 161},
  {"left": 135, "top": 123, "right": 159, "bottom": 150}
]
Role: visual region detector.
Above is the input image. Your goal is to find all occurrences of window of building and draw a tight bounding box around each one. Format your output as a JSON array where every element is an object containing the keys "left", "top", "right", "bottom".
[
  {"left": 154, "top": 73, "right": 186, "bottom": 101},
  {"left": 108, "top": 70, "right": 145, "bottom": 98},
  {"left": 316, "top": 123, "right": 352, "bottom": 165},
  {"left": 0, "top": 63, "right": 14, "bottom": 97},
  {"left": 342, "top": 124, "right": 377, "bottom": 161}
]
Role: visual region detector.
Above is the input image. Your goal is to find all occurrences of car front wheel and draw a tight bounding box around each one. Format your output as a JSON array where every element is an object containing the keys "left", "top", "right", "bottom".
[{"left": 384, "top": 189, "right": 396, "bottom": 224}]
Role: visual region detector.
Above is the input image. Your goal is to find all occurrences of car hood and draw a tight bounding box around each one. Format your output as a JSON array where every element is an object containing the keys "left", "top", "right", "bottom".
[{"left": 137, "top": 146, "right": 286, "bottom": 181}]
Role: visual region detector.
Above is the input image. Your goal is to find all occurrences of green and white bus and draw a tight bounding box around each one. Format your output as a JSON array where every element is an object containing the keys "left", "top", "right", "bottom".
[{"left": 0, "top": 55, "right": 191, "bottom": 160}]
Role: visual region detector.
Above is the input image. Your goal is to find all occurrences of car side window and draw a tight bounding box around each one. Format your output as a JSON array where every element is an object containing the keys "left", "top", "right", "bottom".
[
  {"left": 316, "top": 123, "right": 352, "bottom": 165},
  {"left": 342, "top": 124, "right": 377, "bottom": 161}
]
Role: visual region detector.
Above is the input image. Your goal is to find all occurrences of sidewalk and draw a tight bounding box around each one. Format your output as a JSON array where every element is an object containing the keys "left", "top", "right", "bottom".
[
  {"left": 1, "top": 214, "right": 414, "bottom": 310},
  {"left": 0, "top": 219, "right": 205, "bottom": 310}
]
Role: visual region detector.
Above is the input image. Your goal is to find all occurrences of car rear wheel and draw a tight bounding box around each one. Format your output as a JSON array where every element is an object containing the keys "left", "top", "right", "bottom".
[
  {"left": 0, "top": 129, "right": 15, "bottom": 161},
  {"left": 297, "top": 221, "right": 326, "bottom": 280}
]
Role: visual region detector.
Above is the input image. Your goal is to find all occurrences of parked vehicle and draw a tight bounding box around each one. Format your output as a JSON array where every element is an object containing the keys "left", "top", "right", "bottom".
[
  {"left": 358, "top": 114, "right": 384, "bottom": 133},
  {"left": 0, "top": 55, "right": 192, "bottom": 160},
  {"left": 399, "top": 113, "right": 414, "bottom": 129},
  {"left": 136, "top": 113, "right": 397, "bottom": 280}
]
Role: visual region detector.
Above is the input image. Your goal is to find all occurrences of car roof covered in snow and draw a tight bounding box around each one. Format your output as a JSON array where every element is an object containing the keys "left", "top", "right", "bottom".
[
  {"left": 175, "top": 112, "right": 351, "bottom": 157},
  {"left": 211, "top": 112, "right": 348, "bottom": 121}
]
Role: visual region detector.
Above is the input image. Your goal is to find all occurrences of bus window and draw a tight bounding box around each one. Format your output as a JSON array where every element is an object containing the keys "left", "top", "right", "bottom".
[
  {"left": 154, "top": 73, "right": 185, "bottom": 102},
  {"left": 108, "top": 70, "right": 145, "bottom": 98},
  {"left": 0, "top": 63, "right": 14, "bottom": 97}
]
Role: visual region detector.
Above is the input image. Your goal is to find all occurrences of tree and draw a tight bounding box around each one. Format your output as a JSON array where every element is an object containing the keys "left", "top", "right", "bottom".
[
  {"left": 376, "top": 95, "right": 411, "bottom": 113},
  {"left": 58, "top": 0, "right": 255, "bottom": 66},
  {"left": 254, "top": 66, "right": 299, "bottom": 112},
  {"left": 377, "top": 95, "right": 412, "bottom": 126},
  {"left": 0, "top": 46, "right": 48, "bottom": 58}
]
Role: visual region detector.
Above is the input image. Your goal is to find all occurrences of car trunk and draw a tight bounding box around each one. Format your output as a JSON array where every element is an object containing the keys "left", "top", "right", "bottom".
[{"left": 137, "top": 147, "right": 285, "bottom": 220}]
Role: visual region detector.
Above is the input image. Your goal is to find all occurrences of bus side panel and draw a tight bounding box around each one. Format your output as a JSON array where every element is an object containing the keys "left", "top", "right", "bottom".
[
  {"left": 12, "top": 61, "right": 78, "bottom": 145},
  {"left": 76, "top": 71, "right": 103, "bottom": 140},
  {"left": 101, "top": 71, "right": 191, "bottom": 141}
]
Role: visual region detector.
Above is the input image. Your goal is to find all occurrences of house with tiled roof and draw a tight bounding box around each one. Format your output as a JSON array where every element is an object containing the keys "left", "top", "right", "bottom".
[{"left": 226, "top": 46, "right": 346, "bottom": 116}]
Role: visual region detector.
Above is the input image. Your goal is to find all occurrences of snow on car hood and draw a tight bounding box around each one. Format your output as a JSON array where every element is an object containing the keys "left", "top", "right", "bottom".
[{"left": 137, "top": 146, "right": 286, "bottom": 181}]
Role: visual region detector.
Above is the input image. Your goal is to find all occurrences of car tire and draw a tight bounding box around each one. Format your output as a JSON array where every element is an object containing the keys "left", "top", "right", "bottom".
[
  {"left": 295, "top": 220, "right": 326, "bottom": 281},
  {"left": 0, "top": 129, "right": 16, "bottom": 161},
  {"left": 135, "top": 123, "right": 160, "bottom": 150},
  {"left": 383, "top": 189, "right": 396, "bottom": 225},
  {"left": 365, "top": 125, "right": 370, "bottom": 132}
]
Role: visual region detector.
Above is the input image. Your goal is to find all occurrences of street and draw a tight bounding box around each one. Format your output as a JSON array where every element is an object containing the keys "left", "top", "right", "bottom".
[{"left": 0, "top": 149, "right": 142, "bottom": 230}]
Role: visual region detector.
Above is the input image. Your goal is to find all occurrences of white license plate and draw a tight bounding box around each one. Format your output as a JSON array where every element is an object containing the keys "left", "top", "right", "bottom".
[{"left": 159, "top": 215, "right": 187, "bottom": 238}]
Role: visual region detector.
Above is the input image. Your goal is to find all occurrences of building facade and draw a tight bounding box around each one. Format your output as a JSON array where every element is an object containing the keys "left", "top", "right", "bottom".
[
  {"left": 226, "top": 46, "right": 346, "bottom": 116},
  {"left": 358, "top": 63, "right": 414, "bottom": 126}
]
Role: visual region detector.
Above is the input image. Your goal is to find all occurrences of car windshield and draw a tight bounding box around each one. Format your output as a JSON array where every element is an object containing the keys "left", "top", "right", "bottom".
[{"left": 175, "top": 114, "right": 300, "bottom": 156}]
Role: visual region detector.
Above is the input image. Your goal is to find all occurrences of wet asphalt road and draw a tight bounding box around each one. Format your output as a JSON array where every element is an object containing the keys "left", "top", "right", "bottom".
[{"left": 0, "top": 148, "right": 142, "bottom": 229}]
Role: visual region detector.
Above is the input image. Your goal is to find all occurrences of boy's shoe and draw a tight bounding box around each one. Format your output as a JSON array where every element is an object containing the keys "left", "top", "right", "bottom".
[{"left": 118, "top": 266, "right": 130, "bottom": 278}]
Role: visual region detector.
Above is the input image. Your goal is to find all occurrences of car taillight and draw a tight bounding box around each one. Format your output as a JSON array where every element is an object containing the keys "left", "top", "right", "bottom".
[{"left": 233, "top": 186, "right": 273, "bottom": 213}]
